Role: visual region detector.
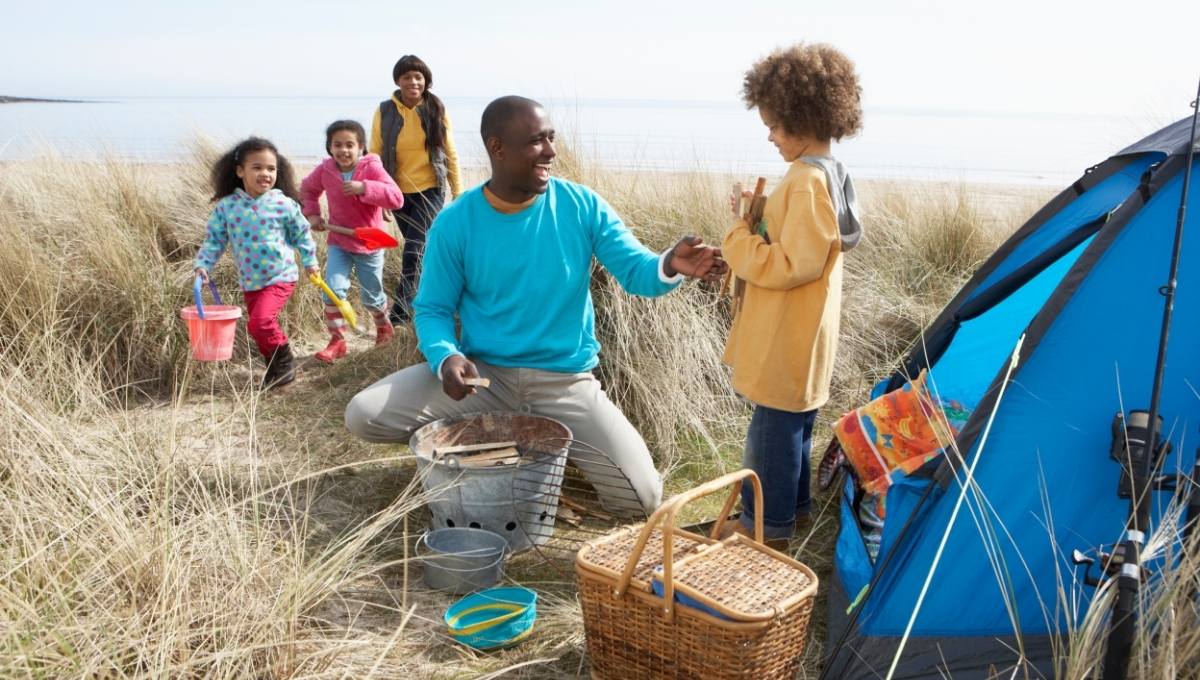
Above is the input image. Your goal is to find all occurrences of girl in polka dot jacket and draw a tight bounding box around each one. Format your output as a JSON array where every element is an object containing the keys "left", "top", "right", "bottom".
[{"left": 194, "top": 137, "right": 319, "bottom": 389}]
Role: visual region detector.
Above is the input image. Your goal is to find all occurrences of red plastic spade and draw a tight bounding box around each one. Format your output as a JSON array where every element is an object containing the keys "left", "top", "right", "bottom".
[{"left": 325, "top": 223, "right": 400, "bottom": 249}]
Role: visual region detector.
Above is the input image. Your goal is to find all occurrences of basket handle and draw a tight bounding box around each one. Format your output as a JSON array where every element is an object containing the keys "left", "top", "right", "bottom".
[{"left": 612, "top": 470, "right": 763, "bottom": 620}]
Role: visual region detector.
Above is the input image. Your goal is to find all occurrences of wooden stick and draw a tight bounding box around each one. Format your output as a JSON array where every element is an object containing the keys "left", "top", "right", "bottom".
[
  {"left": 464, "top": 377, "right": 491, "bottom": 388},
  {"left": 727, "top": 177, "right": 769, "bottom": 310},
  {"left": 441, "top": 422, "right": 470, "bottom": 450},
  {"left": 557, "top": 505, "right": 584, "bottom": 527},
  {"left": 434, "top": 440, "right": 517, "bottom": 456},
  {"left": 455, "top": 447, "right": 521, "bottom": 466},
  {"left": 720, "top": 269, "right": 734, "bottom": 298},
  {"left": 401, "top": 512, "right": 409, "bottom": 610},
  {"left": 560, "top": 495, "right": 614, "bottom": 521},
  {"left": 721, "top": 181, "right": 747, "bottom": 297},
  {"left": 741, "top": 180, "right": 769, "bottom": 244},
  {"left": 462, "top": 446, "right": 519, "bottom": 461},
  {"left": 749, "top": 196, "right": 770, "bottom": 244},
  {"left": 748, "top": 175, "right": 768, "bottom": 205},
  {"left": 324, "top": 223, "right": 357, "bottom": 236}
]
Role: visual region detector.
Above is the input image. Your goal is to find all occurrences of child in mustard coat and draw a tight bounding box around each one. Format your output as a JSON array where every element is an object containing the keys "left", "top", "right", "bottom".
[{"left": 723, "top": 43, "right": 864, "bottom": 548}]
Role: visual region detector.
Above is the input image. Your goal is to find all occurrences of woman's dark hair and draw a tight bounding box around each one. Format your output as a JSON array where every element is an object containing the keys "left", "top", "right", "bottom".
[
  {"left": 209, "top": 137, "right": 299, "bottom": 202},
  {"left": 392, "top": 54, "right": 447, "bottom": 157},
  {"left": 325, "top": 119, "right": 368, "bottom": 155},
  {"left": 742, "top": 43, "right": 863, "bottom": 141}
]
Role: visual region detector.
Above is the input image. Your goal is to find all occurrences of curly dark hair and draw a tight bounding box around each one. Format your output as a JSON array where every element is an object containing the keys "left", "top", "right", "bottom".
[
  {"left": 325, "top": 119, "right": 367, "bottom": 155},
  {"left": 210, "top": 137, "right": 299, "bottom": 202},
  {"left": 742, "top": 43, "right": 863, "bottom": 141}
]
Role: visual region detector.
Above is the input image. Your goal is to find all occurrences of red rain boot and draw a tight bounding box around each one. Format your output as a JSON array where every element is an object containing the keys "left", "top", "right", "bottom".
[
  {"left": 375, "top": 323, "right": 395, "bottom": 346},
  {"left": 315, "top": 336, "right": 348, "bottom": 363}
]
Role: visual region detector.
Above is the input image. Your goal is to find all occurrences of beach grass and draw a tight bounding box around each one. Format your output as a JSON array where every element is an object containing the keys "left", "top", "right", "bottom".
[{"left": 7, "top": 147, "right": 1192, "bottom": 679}]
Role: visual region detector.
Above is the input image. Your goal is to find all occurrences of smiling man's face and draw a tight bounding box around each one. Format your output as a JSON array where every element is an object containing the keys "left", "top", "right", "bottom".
[{"left": 490, "top": 104, "right": 556, "bottom": 199}]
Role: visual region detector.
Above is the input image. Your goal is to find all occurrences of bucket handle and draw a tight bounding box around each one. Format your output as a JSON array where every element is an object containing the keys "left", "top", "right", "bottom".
[
  {"left": 612, "top": 469, "right": 763, "bottom": 622},
  {"left": 192, "top": 275, "right": 225, "bottom": 320},
  {"left": 415, "top": 531, "right": 509, "bottom": 571}
]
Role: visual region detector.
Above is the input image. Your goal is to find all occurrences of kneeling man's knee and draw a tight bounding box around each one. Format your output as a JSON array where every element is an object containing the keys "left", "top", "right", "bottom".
[
  {"left": 646, "top": 479, "right": 664, "bottom": 511},
  {"left": 344, "top": 393, "right": 374, "bottom": 439}
]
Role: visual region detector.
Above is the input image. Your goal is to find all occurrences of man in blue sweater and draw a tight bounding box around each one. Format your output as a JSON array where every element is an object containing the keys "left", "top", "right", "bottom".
[{"left": 345, "top": 96, "right": 726, "bottom": 514}]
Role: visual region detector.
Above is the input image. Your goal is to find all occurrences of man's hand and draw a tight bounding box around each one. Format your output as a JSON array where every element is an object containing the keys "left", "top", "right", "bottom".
[
  {"left": 194, "top": 267, "right": 209, "bottom": 283},
  {"left": 307, "top": 214, "right": 326, "bottom": 232},
  {"left": 342, "top": 180, "right": 366, "bottom": 196},
  {"left": 441, "top": 355, "right": 482, "bottom": 401},
  {"left": 666, "top": 235, "right": 729, "bottom": 283}
]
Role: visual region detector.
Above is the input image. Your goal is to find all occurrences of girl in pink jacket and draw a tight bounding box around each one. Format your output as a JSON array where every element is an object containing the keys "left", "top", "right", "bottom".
[{"left": 301, "top": 120, "right": 404, "bottom": 362}]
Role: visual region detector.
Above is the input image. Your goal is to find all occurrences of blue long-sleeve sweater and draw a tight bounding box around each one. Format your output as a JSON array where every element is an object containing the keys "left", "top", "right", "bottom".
[{"left": 414, "top": 178, "right": 682, "bottom": 375}]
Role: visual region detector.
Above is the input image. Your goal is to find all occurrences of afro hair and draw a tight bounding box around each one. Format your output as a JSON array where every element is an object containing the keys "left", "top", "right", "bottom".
[{"left": 742, "top": 43, "right": 863, "bottom": 141}]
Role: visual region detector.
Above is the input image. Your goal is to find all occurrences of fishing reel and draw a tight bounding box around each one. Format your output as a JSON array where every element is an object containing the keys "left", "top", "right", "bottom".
[
  {"left": 1074, "top": 413, "right": 1188, "bottom": 589},
  {"left": 1071, "top": 544, "right": 1132, "bottom": 588},
  {"left": 1110, "top": 410, "right": 1174, "bottom": 498}
]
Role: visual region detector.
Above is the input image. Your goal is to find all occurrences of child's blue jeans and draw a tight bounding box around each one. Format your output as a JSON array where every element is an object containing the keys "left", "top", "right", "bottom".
[
  {"left": 324, "top": 246, "right": 386, "bottom": 310},
  {"left": 738, "top": 405, "right": 817, "bottom": 540}
]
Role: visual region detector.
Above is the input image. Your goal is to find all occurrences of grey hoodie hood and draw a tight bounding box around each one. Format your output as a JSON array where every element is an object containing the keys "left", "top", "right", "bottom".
[{"left": 798, "top": 156, "right": 862, "bottom": 252}]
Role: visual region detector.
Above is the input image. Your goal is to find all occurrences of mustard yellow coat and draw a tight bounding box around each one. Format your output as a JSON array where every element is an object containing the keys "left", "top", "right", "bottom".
[
  {"left": 369, "top": 95, "right": 463, "bottom": 197},
  {"left": 722, "top": 161, "right": 842, "bottom": 412}
]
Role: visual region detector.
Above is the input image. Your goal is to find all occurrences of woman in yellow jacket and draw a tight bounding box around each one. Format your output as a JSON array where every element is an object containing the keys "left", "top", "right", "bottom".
[
  {"left": 370, "top": 55, "right": 463, "bottom": 324},
  {"left": 723, "top": 43, "right": 864, "bottom": 548}
]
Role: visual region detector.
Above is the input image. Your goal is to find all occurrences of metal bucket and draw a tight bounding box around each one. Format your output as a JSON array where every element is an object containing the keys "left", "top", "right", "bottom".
[
  {"left": 411, "top": 412, "right": 571, "bottom": 553},
  {"left": 418, "top": 527, "right": 509, "bottom": 594}
]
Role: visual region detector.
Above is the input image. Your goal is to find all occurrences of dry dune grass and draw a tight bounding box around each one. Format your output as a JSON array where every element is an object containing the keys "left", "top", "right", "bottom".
[{"left": 5, "top": 147, "right": 1194, "bottom": 679}]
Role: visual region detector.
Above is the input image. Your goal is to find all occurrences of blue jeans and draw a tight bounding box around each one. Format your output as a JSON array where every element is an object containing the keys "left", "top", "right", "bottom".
[
  {"left": 324, "top": 245, "right": 387, "bottom": 310},
  {"left": 738, "top": 405, "right": 817, "bottom": 540}
]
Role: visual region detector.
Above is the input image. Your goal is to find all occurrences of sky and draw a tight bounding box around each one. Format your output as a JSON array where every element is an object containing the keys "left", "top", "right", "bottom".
[{"left": 1, "top": 0, "right": 1196, "bottom": 117}]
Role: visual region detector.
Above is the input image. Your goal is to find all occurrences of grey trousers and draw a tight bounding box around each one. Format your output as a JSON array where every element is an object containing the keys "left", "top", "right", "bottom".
[{"left": 344, "top": 360, "right": 664, "bottom": 514}]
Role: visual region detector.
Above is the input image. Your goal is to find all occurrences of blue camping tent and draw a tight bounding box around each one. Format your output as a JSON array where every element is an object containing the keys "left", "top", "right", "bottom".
[{"left": 824, "top": 117, "right": 1200, "bottom": 679}]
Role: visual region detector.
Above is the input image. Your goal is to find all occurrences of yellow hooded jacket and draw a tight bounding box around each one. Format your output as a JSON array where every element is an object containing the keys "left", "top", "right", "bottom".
[
  {"left": 721, "top": 161, "right": 842, "bottom": 413},
  {"left": 369, "top": 94, "right": 463, "bottom": 197}
]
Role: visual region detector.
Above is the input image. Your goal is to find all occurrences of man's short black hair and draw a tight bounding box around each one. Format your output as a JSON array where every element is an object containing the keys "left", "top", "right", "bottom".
[{"left": 480, "top": 95, "right": 543, "bottom": 144}]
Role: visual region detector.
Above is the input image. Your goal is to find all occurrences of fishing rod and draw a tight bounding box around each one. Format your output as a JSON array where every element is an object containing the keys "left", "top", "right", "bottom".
[
  {"left": 1186, "top": 457, "right": 1200, "bottom": 545},
  {"left": 1101, "top": 77, "right": 1200, "bottom": 680}
]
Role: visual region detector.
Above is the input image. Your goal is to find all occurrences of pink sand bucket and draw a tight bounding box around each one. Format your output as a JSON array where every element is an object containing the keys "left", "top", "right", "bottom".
[{"left": 181, "top": 276, "right": 242, "bottom": 361}]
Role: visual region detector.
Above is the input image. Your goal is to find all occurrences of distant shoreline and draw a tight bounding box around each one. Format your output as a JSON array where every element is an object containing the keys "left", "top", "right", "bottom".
[{"left": 0, "top": 95, "right": 87, "bottom": 104}]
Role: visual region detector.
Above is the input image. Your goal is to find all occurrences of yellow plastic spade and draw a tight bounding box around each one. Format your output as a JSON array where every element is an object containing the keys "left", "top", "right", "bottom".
[{"left": 308, "top": 273, "right": 358, "bottom": 328}]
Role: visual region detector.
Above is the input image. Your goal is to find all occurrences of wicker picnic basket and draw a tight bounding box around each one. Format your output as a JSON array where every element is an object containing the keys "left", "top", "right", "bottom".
[{"left": 576, "top": 470, "right": 818, "bottom": 679}]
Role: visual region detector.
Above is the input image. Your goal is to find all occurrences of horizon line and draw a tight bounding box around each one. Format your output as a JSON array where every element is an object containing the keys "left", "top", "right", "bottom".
[{"left": 0, "top": 93, "right": 1147, "bottom": 121}]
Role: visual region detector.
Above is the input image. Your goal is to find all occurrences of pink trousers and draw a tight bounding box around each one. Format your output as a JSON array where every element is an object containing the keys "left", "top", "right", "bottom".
[{"left": 243, "top": 282, "right": 296, "bottom": 357}]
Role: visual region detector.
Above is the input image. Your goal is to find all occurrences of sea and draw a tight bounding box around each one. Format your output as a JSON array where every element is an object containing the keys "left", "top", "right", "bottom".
[{"left": 0, "top": 96, "right": 1178, "bottom": 187}]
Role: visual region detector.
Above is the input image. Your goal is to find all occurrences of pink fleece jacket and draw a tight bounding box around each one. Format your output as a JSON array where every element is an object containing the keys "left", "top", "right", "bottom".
[{"left": 300, "top": 153, "right": 404, "bottom": 254}]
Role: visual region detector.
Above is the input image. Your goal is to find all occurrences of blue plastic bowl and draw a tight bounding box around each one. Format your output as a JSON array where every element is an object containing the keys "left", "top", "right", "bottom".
[{"left": 444, "top": 586, "right": 537, "bottom": 650}]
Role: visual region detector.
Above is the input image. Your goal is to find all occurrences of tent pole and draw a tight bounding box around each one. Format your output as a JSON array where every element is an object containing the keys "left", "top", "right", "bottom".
[
  {"left": 885, "top": 336, "right": 1023, "bottom": 680},
  {"left": 1101, "top": 76, "right": 1200, "bottom": 680}
]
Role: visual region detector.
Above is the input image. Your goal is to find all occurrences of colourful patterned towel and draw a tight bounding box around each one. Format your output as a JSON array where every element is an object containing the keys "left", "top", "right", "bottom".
[{"left": 833, "top": 370, "right": 971, "bottom": 502}]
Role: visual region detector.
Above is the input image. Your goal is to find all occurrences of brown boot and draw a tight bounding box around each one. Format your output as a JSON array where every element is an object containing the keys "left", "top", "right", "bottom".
[
  {"left": 717, "top": 519, "right": 790, "bottom": 551},
  {"left": 262, "top": 343, "right": 295, "bottom": 389},
  {"left": 794, "top": 512, "right": 813, "bottom": 531}
]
